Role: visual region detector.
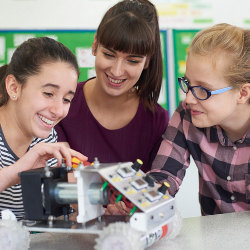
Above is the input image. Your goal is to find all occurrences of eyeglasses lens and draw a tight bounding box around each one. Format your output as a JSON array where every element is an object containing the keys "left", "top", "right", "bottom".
[
  {"left": 180, "top": 78, "right": 188, "bottom": 93},
  {"left": 192, "top": 87, "right": 208, "bottom": 100}
]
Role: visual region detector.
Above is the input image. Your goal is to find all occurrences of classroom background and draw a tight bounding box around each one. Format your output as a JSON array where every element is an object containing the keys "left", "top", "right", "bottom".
[{"left": 1, "top": 0, "right": 249, "bottom": 218}]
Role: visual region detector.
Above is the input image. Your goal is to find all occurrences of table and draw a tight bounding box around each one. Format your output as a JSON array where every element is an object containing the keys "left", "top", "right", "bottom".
[{"left": 30, "top": 211, "right": 250, "bottom": 250}]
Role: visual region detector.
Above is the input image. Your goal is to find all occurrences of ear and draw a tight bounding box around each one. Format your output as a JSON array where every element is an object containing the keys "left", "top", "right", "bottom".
[
  {"left": 5, "top": 74, "right": 21, "bottom": 101},
  {"left": 92, "top": 35, "right": 98, "bottom": 56},
  {"left": 237, "top": 83, "right": 250, "bottom": 104}
]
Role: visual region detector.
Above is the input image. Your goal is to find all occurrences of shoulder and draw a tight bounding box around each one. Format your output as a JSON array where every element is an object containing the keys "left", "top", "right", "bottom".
[
  {"left": 70, "top": 78, "right": 95, "bottom": 107},
  {"left": 171, "top": 101, "right": 191, "bottom": 124},
  {"left": 30, "top": 128, "right": 57, "bottom": 147},
  {"left": 137, "top": 103, "right": 169, "bottom": 134},
  {"left": 154, "top": 103, "right": 169, "bottom": 120},
  {"left": 151, "top": 103, "right": 169, "bottom": 130},
  {"left": 72, "top": 81, "right": 85, "bottom": 101}
]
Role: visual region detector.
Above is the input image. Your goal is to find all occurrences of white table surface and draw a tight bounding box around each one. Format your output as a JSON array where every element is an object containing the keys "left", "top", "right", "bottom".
[{"left": 30, "top": 211, "right": 250, "bottom": 250}]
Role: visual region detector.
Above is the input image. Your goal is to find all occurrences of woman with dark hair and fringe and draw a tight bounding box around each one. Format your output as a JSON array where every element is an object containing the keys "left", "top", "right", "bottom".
[
  {"left": 55, "top": 0, "right": 169, "bottom": 173},
  {"left": 0, "top": 37, "right": 86, "bottom": 219}
]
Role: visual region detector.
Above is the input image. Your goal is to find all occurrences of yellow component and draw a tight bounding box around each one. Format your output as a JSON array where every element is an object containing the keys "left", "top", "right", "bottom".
[
  {"left": 72, "top": 157, "right": 81, "bottom": 164},
  {"left": 126, "top": 189, "right": 136, "bottom": 195},
  {"left": 72, "top": 164, "right": 78, "bottom": 169},
  {"left": 164, "top": 182, "right": 170, "bottom": 188},
  {"left": 141, "top": 201, "right": 150, "bottom": 207},
  {"left": 117, "top": 177, "right": 122, "bottom": 182},
  {"left": 136, "top": 172, "right": 142, "bottom": 176},
  {"left": 136, "top": 159, "right": 143, "bottom": 165},
  {"left": 163, "top": 195, "right": 169, "bottom": 199},
  {"left": 142, "top": 189, "right": 146, "bottom": 193},
  {"left": 71, "top": 157, "right": 83, "bottom": 169},
  {"left": 131, "top": 189, "right": 136, "bottom": 194},
  {"left": 112, "top": 178, "right": 117, "bottom": 182}
]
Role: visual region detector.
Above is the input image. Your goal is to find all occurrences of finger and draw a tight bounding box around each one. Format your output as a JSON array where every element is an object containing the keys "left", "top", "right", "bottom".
[
  {"left": 116, "top": 202, "right": 129, "bottom": 215},
  {"left": 104, "top": 207, "right": 111, "bottom": 215},
  {"left": 70, "top": 148, "right": 88, "bottom": 162},
  {"left": 106, "top": 204, "right": 122, "bottom": 215},
  {"left": 54, "top": 143, "right": 73, "bottom": 167},
  {"left": 118, "top": 201, "right": 127, "bottom": 210}
]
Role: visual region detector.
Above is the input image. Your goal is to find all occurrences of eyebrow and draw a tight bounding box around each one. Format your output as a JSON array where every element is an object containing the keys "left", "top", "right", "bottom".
[
  {"left": 184, "top": 75, "right": 213, "bottom": 89},
  {"left": 42, "top": 83, "right": 75, "bottom": 95},
  {"left": 105, "top": 47, "right": 145, "bottom": 59}
]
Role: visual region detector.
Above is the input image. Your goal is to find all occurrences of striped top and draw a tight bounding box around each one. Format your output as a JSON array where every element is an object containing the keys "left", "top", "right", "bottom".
[
  {"left": 0, "top": 126, "right": 57, "bottom": 220},
  {"left": 150, "top": 102, "right": 250, "bottom": 215}
]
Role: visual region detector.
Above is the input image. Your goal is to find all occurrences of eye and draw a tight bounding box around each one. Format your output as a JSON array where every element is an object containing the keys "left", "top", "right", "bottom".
[
  {"left": 128, "top": 59, "right": 140, "bottom": 64},
  {"left": 103, "top": 52, "right": 114, "bottom": 58},
  {"left": 63, "top": 98, "right": 72, "bottom": 104},
  {"left": 43, "top": 92, "right": 53, "bottom": 97}
]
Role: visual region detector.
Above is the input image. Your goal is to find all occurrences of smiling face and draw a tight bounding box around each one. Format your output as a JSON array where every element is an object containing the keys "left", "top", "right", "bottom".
[
  {"left": 184, "top": 52, "right": 241, "bottom": 129},
  {"left": 93, "top": 43, "right": 148, "bottom": 98},
  {"left": 14, "top": 61, "right": 78, "bottom": 139}
]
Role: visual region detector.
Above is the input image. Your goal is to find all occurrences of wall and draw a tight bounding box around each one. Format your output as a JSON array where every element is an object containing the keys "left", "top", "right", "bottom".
[{"left": 1, "top": 0, "right": 250, "bottom": 30}]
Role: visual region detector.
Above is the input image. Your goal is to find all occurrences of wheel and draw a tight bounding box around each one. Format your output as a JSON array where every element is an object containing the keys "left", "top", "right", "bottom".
[
  {"left": 94, "top": 222, "right": 143, "bottom": 250},
  {"left": 0, "top": 220, "right": 30, "bottom": 250}
]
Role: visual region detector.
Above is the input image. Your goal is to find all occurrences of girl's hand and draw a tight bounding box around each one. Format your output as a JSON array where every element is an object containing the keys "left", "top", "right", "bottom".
[
  {"left": 18, "top": 142, "right": 88, "bottom": 172},
  {"left": 0, "top": 142, "right": 87, "bottom": 192}
]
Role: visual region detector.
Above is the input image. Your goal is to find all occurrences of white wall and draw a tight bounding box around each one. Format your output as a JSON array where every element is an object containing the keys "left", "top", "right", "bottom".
[
  {"left": 175, "top": 158, "right": 201, "bottom": 218},
  {"left": 1, "top": 0, "right": 250, "bottom": 29}
]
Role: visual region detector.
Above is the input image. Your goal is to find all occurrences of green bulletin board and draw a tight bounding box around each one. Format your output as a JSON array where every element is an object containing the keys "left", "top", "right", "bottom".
[
  {"left": 0, "top": 29, "right": 169, "bottom": 110},
  {"left": 0, "top": 30, "right": 96, "bottom": 82},
  {"left": 172, "top": 29, "right": 199, "bottom": 106},
  {"left": 159, "top": 31, "right": 168, "bottom": 110}
]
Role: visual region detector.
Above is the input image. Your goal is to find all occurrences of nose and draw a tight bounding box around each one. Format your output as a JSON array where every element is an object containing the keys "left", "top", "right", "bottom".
[
  {"left": 185, "top": 89, "right": 198, "bottom": 104},
  {"left": 49, "top": 100, "right": 66, "bottom": 118},
  {"left": 110, "top": 59, "right": 124, "bottom": 77}
]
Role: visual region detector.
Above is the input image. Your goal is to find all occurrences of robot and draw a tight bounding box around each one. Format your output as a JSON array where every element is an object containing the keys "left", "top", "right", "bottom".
[{"left": 19, "top": 158, "right": 182, "bottom": 250}]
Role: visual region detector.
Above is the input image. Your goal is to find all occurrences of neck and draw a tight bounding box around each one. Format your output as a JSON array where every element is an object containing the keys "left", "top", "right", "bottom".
[
  {"left": 221, "top": 104, "right": 250, "bottom": 142},
  {"left": 83, "top": 78, "right": 140, "bottom": 130},
  {"left": 85, "top": 78, "right": 138, "bottom": 109},
  {"left": 0, "top": 105, "right": 33, "bottom": 157}
]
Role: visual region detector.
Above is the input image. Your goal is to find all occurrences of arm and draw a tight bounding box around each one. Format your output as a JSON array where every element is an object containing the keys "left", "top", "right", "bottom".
[
  {"left": 149, "top": 102, "right": 191, "bottom": 196},
  {"left": 0, "top": 142, "right": 87, "bottom": 192}
]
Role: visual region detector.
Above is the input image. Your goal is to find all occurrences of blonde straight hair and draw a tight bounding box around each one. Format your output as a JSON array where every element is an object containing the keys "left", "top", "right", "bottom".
[{"left": 188, "top": 23, "right": 250, "bottom": 91}]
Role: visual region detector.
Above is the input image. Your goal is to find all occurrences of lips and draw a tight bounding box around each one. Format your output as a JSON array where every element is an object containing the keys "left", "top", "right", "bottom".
[
  {"left": 107, "top": 75, "right": 126, "bottom": 88},
  {"left": 38, "top": 114, "right": 55, "bottom": 126},
  {"left": 190, "top": 109, "right": 203, "bottom": 116}
]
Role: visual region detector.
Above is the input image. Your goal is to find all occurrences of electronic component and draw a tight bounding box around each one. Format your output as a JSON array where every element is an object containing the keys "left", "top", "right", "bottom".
[
  {"left": 131, "top": 178, "right": 148, "bottom": 190},
  {"left": 20, "top": 159, "right": 179, "bottom": 249},
  {"left": 144, "top": 190, "right": 162, "bottom": 202},
  {"left": 117, "top": 166, "right": 135, "bottom": 178}
]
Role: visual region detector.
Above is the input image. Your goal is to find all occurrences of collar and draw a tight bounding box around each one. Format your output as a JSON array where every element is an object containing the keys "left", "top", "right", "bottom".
[{"left": 207, "top": 125, "right": 250, "bottom": 146}]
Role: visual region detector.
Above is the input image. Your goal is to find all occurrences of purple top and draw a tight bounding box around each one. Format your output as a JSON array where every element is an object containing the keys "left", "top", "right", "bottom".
[{"left": 55, "top": 80, "right": 169, "bottom": 172}]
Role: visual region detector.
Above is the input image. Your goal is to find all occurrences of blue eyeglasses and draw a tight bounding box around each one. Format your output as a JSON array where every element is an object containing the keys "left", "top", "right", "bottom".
[{"left": 178, "top": 77, "right": 233, "bottom": 100}]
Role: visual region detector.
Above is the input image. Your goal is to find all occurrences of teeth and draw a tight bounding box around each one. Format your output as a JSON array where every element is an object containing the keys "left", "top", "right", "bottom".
[
  {"left": 108, "top": 77, "right": 123, "bottom": 84},
  {"left": 39, "top": 115, "right": 54, "bottom": 125}
]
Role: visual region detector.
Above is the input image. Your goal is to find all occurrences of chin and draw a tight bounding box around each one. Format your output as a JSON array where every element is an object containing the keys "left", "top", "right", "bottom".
[
  {"left": 35, "top": 130, "right": 52, "bottom": 139},
  {"left": 191, "top": 118, "right": 206, "bottom": 128}
]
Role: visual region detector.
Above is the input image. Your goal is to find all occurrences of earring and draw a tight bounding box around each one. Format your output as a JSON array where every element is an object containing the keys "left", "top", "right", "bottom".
[{"left": 12, "top": 95, "right": 16, "bottom": 99}]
